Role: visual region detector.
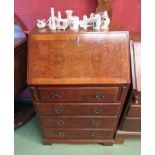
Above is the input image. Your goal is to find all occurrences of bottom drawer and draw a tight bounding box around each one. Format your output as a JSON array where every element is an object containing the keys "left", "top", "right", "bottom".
[{"left": 43, "top": 129, "right": 114, "bottom": 139}]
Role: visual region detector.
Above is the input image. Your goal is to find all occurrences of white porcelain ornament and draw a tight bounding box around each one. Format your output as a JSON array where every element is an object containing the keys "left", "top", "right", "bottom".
[
  {"left": 66, "top": 10, "right": 73, "bottom": 19},
  {"left": 66, "top": 10, "right": 73, "bottom": 27},
  {"left": 93, "top": 14, "right": 101, "bottom": 30},
  {"left": 69, "top": 16, "right": 79, "bottom": 30},
  {"left": 82, "top": 15, "right": 88, "bottom": 30},
  {"left": 48, "top": 7, "right": 57, "bottom": 30},
  {"left": 90, "top": 13, "right": 95, "bottom": 24},
  {"left": 57, "top": 11, "right": 68, "bottom": 30},
  {"left": 101, "top": 11, "right": 110, "bottom": 31},
  {"left": 36, "top": 7, "right": 111, "bottom": 31},
  {"left": 37, "top": 19, "right": 46, "bottom": 28}
]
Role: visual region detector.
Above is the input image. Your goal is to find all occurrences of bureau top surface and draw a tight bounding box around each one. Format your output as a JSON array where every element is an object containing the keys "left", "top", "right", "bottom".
[{"left": 28, "top": 28, "right": 130, "bottom": 85}]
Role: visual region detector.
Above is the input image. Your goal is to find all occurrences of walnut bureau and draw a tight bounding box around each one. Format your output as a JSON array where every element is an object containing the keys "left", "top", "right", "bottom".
[{"left": 27, "top": 27, "right": 130, "bottom": 145}]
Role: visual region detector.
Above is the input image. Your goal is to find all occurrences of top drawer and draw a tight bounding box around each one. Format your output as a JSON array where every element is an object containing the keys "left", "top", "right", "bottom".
[{"left": 31, "top": 87, "right": 120, "bottom": 103}]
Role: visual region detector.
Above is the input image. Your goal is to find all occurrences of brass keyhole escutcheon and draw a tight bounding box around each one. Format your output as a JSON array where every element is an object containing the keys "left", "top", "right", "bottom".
[
  {"left": 54, "top": 108, "right": 63, "bottom": 114},
  {"left": 57, "top": 131, "right": 65, "bottom": 137},
  {"left": 93, "top": 107, "right": 102, "bottom": 114},
  {"left": 95, "top": 93, "right": 104, "bottom": 100},
  {"left": 91, "top": 132, "right": 97, "bottom": 137},
  {"left": 51, "top": 92, "right": 62, "bottom": 99}
]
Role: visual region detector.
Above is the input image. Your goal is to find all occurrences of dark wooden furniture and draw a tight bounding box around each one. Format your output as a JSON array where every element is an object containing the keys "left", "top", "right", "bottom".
[
  {"left": 14, "top": 22, "right": 27, "bottom": 96},
  {"left": 115, "top": 34, "right": 141, "bottom": 143},
  {"left": 14, "top": 19, "right": 34, "bottom": 128},
  {"left": 96, "top": 0, "right": 112, "bottom": 18},
  {"left": 28, "top": 25, "right": 130, "bottom": 145}
]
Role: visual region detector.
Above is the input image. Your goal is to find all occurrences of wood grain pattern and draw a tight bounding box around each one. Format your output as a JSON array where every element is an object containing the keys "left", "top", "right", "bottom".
[
  {"left": 43, "top": 129, "right": 114, "bottom": 139},
  {"left": 121, "top": 117, "right": 141, "bottom": 132},
  {"left": 126, "top": 105, "right": 141, "bottom": 117},
  {"left": 40, "top": 116, "right": 117, "bottom": 129},
  {"left": 32, "top": 86, "right": 119, "bottom": 103},
  {"left": 28, "top": 28, "right": 130, "bottom": 85},
  {"left": 35, "top": 103, "right": 121, "bottom": 116}
]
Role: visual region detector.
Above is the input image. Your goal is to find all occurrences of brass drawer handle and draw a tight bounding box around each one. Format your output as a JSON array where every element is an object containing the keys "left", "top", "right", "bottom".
[
  {"left": 54, "top": 108, "right": 63, "bottom": 114},
  {"left": 57, "top": 131, "right": 65, "bottom": 137},
  {"left": 92, "top": 120, "right": 101, "bottom": 126},
  {"left": 91, "top": 132, "right": 97, "bottom": 137},
  {"left": 95, "top": 93, "right": 104, "bottom": 100},
  {"left": 132, "top": 94, "right": 140, "bottom": 105},
  {"left": 56, "top": 120, "right": 65, "bottom": 125},
  {"left": 93, "top": 108, "right": 102, "bottom": 114},
  {"left": 135, "top": 95, "right": 139, "bottom": 105},
  {"left": 51, "top": 93, "right": 62, "bottom": 99}
]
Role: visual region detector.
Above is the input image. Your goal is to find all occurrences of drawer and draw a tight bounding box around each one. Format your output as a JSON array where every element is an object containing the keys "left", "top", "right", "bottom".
[
  {"left": 36, "top": 103, "right": 121, "bottom": 116},
  {"left": 43, "top": 129, "right": 114, "bottom": 139},
  {"left": 33, "top": 87, "right": 119, "bottom": 103},
  {"left": 40, "top": 116, "right": 117, "bottom": 129},
  {"left": 127, "top": 105, "right": 141, "bottom": 117},
  {"left": 122, "top": 117, "right": 141, "bottom": 132}
]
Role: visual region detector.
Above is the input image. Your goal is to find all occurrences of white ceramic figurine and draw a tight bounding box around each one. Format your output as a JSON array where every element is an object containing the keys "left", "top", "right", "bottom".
[
  {"left": 93, "top": 14, "right": 101, "bottom": 30},
  {"left": 37, "top": 19, "right": 46, "bottom": 28},
  {"left": 83, "top": 15, "right": 88, "bottom": 30},
  {"left": 100, "top": 11, "right": 110, "bottom": 31},
  {"left": 57, "top": 11, "right": 68, "bottom": 30}
]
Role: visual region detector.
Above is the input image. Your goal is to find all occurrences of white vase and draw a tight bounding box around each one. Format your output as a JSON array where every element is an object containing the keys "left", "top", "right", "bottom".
[
  {"left": 66, "top": 10, "right": 73, "bottom": 19},
  {"left": 66, "top": 10, "right": 73, "bottom": 27},
  {"left": 69, "top": 16, "right": 79, "bottom": 30},
  {"left": 48, "top": 8, "right": 57, "bottom": 30},
  {"left": 83, "top": 15, "right": 88, "bottom": 30}
]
